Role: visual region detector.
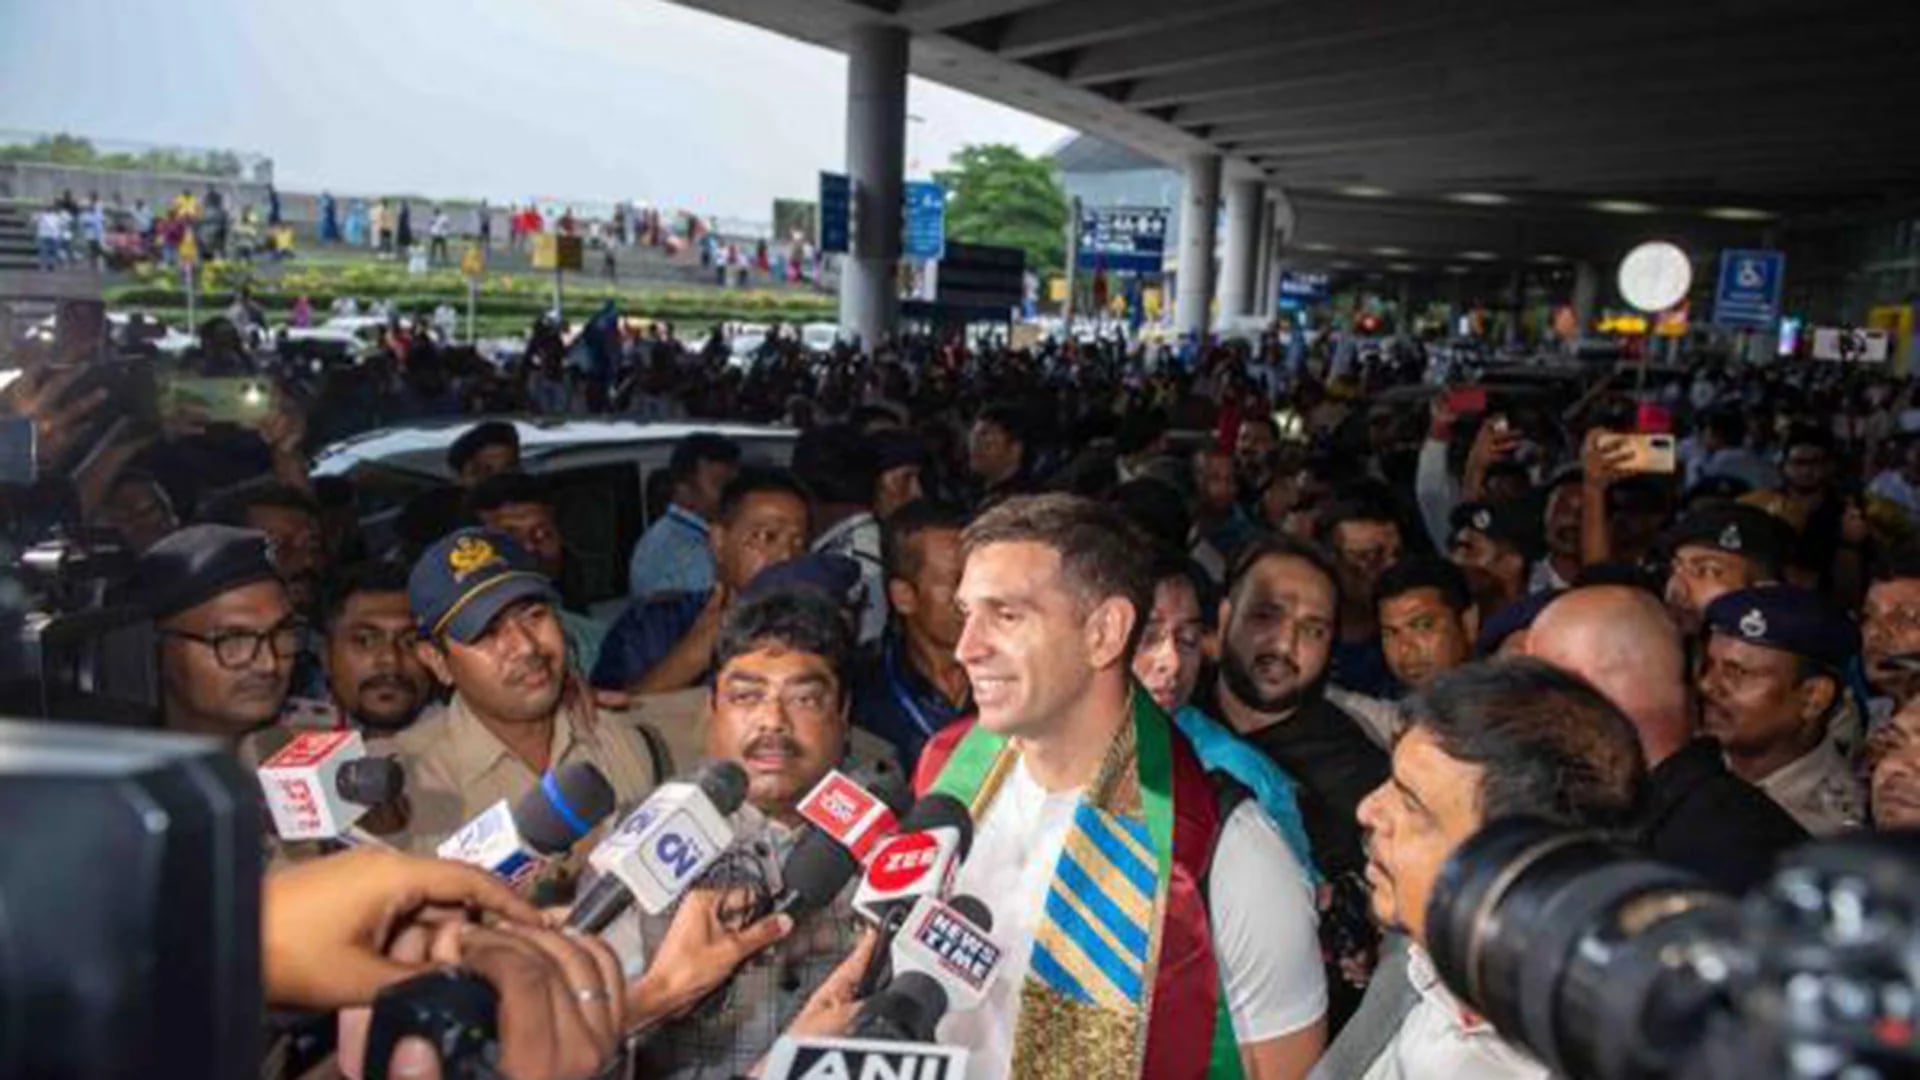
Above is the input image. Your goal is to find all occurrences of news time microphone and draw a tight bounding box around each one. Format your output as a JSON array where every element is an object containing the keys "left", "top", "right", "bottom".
[
  {"left": 876, "top": 894, "right": 1002, "bottom": 1014},
  {"left": 796, "top": 767, "right": 911, "bottom": 862},
  {"left": 569, "top": 760, "right": 750, "bottom": 932},
  {"left": 851, "top": 793, "right": 973, "bottom": 928},
  {"left": 257, "top": 729, "right": 407, "bottom": 840},
  {"left": 436, "top": 762, "right": 616, "bottom": 886}
]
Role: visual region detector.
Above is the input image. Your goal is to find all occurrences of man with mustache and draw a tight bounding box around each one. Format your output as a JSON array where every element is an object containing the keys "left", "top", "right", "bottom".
[
  {"left": 1375, "top": 556, "right": 1476, "bottom": 700},
  {"left": 1195, "top": 534, "right": 1392, "bottom": 1021},
  {"left": 384, "top": 528, "right": 662, "bottom": 853},
  {"left": 606, "top": 588, "right": 875, "bottom": 1079},
  {"left": 318, "top": 561, "right": 435, "bottom": 733},
  {"left": 1861, "top": 549, "right": 1920, "bottom": 712},
  {"left": 1310, "top": 661, "right": 1644, "bottom": 1080}
]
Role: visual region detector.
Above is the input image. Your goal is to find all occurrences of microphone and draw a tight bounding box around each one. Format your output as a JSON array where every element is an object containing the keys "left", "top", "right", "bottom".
[
  {"left": 795, "top": 768, "right": 911, "bottom": 862},
  {"left": 852, "top": 972, "right": 949, "bottom": 1042},
  {"left": 257, "top": 729, "right": 407, "bottom": 841},
  {"left": 769, "top": 824, "right": 865, "bottom": 919},
  {"left": 850, "top": 793, "right": 973, "bottom": 928},
  {"left": 569, "top": 760, "right": 750, "bottom": 932},
  {"left": 436, "top": 762, "right": 617, "bottom": 886},
  {"left": 875, "top": 894, "right": 1002, "bottom": 1014}
]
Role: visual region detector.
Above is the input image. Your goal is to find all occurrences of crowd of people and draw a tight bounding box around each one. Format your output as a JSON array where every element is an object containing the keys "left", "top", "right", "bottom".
[{"left": 8, "top": 318, "right": 1920, "bottom": 1078}]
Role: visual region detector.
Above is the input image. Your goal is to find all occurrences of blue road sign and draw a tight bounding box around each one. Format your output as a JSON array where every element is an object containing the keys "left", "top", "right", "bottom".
[
  {"left": 1712, "top": 249, "right": 1786, "bottom": 329},
  {"left": 1276, "top": 270, "right": 1330, "bottom": 310},
  {"left": 903, "top": 181, "right": 946, "bottom": 261},
  {"left": 1077, "top": 207, "right": 1168, "bottom": 274},
  {"left": 818, "top": 172, "right": 851, "bottom": 254}
]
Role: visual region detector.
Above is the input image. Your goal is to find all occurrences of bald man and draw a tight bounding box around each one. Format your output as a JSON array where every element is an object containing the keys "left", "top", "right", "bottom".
[{"left": 1528, "top": 586, "right": 1806, "bottom": 894}]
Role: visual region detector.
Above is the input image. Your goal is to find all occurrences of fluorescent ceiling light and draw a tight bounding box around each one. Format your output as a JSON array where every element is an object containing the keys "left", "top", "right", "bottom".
[
  {"left": 1591, "top": 199, "right": 1659, "bottom": 215},
  {"left": 1459, "top": 250, "right": 1500, "bottom": 261},
  {"left": 1530, "top": 253, "right": 1568, "bottom": 265},
  {"left": 1444, "top": 265, "right": 1471, "bottom": 275},
  {"left": 1297, "top": 241, "right": 1335, "bottom": 252},
  {"left": 1388, "top": 262, "right": 1420, "bottom": 273},
  {"left": 1704, "top": 206, "right": 1775, "bottom": 222},
  {"left": 1337, "top": 185, "right": 1392, "bottom": 198},
  {"left": 1371, "top": 246, "right": 1411, "bottom": 257},
  {"left": 1448, "top": 192, "right": 1510, "bottom": 206}
]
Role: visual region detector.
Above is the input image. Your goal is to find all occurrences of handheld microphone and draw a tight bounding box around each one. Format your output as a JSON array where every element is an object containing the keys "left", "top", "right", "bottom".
[
  {"left": 436, "top": 762, "right": 617, "bottom": 886},
  {"left": 850, "top": 793, "right": 973, "bottom": 927},
  {"left": 769, "top": 825, "right": 865, "bottom": 919},
  {"left": 569, "top": 760, "right": 750, "bottom": 932},
  {"left": 795, "top": 768, "right": 910, "bottom": 862},
  {"left": 876, "top": 894, "right": 1002, "bottom": 1013},
  {"left": 257, "top": 729, "right": 407, "bottom": 841},
  {"left": 760, "top": 1028, "right": 968, "bottom": 1080}
]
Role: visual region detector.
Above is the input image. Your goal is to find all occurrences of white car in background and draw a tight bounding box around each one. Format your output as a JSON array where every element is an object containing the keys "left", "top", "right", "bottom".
[{"left": 799, "top": 322, "right": 842, "bottom": 355}]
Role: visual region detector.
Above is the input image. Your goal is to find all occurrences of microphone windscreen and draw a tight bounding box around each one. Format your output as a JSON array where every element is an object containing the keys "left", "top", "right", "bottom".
[
  {"left": 335, "top": 756, "right": 404, "bottom": 805},
  {"left": 897, "top": 792, "right": 974, "bottom": 859},
  {"left": 514, "top": 762, "right": 616, "bottom": 853},
  {"left": 945, "top": 894, "right": 993, "bottom": 934},
  {"left": 693, "top": 759, "right": 750, "bottom": 815},
  {"left": 867, "top": 769, "right": 913, "bottom": 817},
  {"left": 779, "top": 826, "right": 861, "bottom": 917},
  {"left": 855, "top": 971, "right": 949, "bottom": 1043}
]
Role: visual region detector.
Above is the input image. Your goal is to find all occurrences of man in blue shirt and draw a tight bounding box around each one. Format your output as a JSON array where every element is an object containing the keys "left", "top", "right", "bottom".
[
  {"left": 850, "top": 501, "right": 972, "bottom": 772},
  {"left": 627, "top": 432, "right": 741, "bottom": 599},
  {"left": 595, "top": 466, "right": 810, "bottom": 693}
]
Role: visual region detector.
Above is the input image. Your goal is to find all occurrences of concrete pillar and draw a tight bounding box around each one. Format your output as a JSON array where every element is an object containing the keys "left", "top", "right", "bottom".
[
  {"left": 839, "top": 24, "right": 908, "bottom": 349},
  {"left": 1175, "top": 153, "right": 1222, "bottom": 338},
  {"left": 1572, "top": 260, "right": 1600, "bottom": 336},
  {"left": 1252, "top": 195, "right": 1275, "bottom": 318},
  {"left": 1219, "top": 178, "right": 1263, "bottom": 319}
]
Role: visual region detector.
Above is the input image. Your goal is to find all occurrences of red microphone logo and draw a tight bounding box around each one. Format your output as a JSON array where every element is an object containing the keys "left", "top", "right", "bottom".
[{"left": 867, "top": 831, "right": 942, "bottom": 893}]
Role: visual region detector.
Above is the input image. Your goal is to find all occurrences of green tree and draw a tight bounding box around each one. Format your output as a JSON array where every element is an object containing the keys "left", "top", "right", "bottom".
[{"left": 933, "top": 143, "right": 1068, "bottom": 276}]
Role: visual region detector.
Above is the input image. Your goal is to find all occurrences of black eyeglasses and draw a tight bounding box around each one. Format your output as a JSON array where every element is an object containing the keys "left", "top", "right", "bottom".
[{"left": 163, "top": 619, "right": 306, "bottom": 670}]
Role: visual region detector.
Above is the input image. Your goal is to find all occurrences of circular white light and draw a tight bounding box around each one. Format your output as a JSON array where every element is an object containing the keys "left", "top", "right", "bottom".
[{"left": 1616, "top": 241, "right": 1693, "bottom": 312}]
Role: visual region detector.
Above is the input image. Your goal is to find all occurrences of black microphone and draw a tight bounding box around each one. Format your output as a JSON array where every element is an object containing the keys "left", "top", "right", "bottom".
[
  {"left": 436, "top": 762, "right": 618, "bottom": 884},
  {"left": 851, "top": 972, "right": 949, "bottom": 1043},
  {"left": 336, "top": 755, "right": 404, "bottom": 806},
  {"left": 772, "top": 826, "right": 863, "bottom": 918}
]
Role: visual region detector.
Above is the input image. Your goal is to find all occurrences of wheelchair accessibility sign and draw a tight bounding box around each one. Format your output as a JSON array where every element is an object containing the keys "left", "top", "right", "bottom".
[{"left": 1712, "top": 249, "right": 1785, "bottom": 329}]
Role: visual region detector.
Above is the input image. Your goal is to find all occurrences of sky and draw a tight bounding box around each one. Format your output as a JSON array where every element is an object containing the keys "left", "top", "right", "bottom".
[{"left": 0, "top": 0, "right": 1073, "bottom": 225}]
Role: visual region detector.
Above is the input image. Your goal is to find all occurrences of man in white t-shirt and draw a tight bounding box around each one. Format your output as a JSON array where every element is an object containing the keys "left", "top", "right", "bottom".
[
  {"left": 1309, "top": 660, "right": 1645, "bottom": 1080},
  {"left": 919, "top": 494, "right": 1326, "bottom": 1080}
]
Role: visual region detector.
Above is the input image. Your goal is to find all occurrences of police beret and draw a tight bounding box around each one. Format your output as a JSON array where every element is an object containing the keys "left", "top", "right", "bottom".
[
  {"left": 742, "top": 552, "right": 864, "bottom": 607},
  {"left": 410, "top": 527, "right": 558, "bottom": 644},
  {"left": 1450, "top": 500, "right": 1542, "bottom": 560},
  {"left": 1660, "top": 503, "right": 1795, "bottom": 572},
  {"left": 130, "top": 524, "right": 283, "bottom": 621},
  {"left": 1703, "top": 585, "right": 1860, "bottom": 671}
]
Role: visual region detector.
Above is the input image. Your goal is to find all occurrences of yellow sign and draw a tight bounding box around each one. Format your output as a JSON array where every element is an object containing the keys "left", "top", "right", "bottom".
[
  {"left": 1143, "top": 287, "right": 1162, "bottom": 318},
  {"left": 531, "top": 234, "right": 584, "bottom": 272},
  {"left": 177, "top": 230, "right": 199, "bottom": 270},
  {"left": 1048, "top": 277, "right": 1068, "bottom": 303},
  {"left": 460, "top": 244, "right": 485, "bottom": 279},
  {"left": 1868, "top": 304, "right": 1915, "bottom": 375}
]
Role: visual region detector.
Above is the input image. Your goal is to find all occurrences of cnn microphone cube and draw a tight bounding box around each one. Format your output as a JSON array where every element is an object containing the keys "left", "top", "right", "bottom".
[
  {"left": 259, "top": 730, "right": 367, "bottom": 841},
  {"left": 590, "top": 784, "right": 734, "bottom": 914}
]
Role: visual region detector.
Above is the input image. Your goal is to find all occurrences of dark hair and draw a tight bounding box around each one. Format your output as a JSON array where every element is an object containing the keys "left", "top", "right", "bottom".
[
  {"left": 668, "top": 432, "right": 742, "bottom": 486},
  {"left": 1107, "top": 477, "right": 1191, "bottom": 553},
  {"left": 1150, "top": 549, "right": 1219, "bottom": 629},
  {"left": 963, "top": 493, "right": 1156, "bottom": 655},
  {"left": 321, "top": 560, "right": 411, "bottom": 630},
  {"left": 718, "top": 465, "right": 812, "bottom": 525},
  {"left": 1873, "top": 543, "right": 1920, "bottom": 584},
  {"left": 1407, "top": 659, "right": 1645, "bottom": 830},
  {"left": 1782, "top": 423, "right": 1834, "bottom": 456},
  {"left": 1228, "top": 533, "right": 1344, "bottom": 614},
  {"left": 713, "top": 589, "right": 855, "bottom": 699},
  {"left": 1116, "top": 408, "right": 1169, "bottom": 457},
  {"left": 974, "top": 403, "right": 1031, "bottom": 454},
  {"left": 1315, "top": 482, "right": 1404, "bottom": 547},
  {"left": 882, "top": 500, "right": 970, "bottom": 584},
  {"left": 201, "top": 481, "right": 319, "bottom": 526},
  {"left": 1238, "top": 414, "right": 1280, "bottom": 440},
  {"left": 1705, "top": 409, "right": 1748, "bottom": 447},
  {"left": 792, "top": 423, "right": 879, "bottom": 507},
  {"left": 1375, "top": 555, "right": 1472, "bottom": 614},
  {"left": 447, "top": 420, "right": 520, "bottom": 473},
  {"left": 464, "top": 471, "right": 553, "bottom": 516}
]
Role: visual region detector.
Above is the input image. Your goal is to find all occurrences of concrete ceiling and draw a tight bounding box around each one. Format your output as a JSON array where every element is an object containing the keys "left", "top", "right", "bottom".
[{"left": 669, "top": 0, "right": 1920, "bottom": 210}]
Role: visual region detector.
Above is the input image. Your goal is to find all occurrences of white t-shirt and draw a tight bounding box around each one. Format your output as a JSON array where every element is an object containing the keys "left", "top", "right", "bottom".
[{"left": 941, "top": 756, "right": 1326, "bottom": 1080}]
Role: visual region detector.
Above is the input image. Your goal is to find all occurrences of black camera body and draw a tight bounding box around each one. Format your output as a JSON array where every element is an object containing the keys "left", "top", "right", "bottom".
[
  {"left": 0, "top": 530, "right": 158, "bottom": 726},
  {"left": 1427, "top": 818, "right": 1920, "bottom": 1080}
]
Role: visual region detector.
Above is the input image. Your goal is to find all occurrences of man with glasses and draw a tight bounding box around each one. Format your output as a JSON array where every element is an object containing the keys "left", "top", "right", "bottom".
[
  {"left": 386, "top": 528, "right": 662, "bottom": 853},
  {"left": 135, "top": 524, "right": 305, "bottom": 749}
]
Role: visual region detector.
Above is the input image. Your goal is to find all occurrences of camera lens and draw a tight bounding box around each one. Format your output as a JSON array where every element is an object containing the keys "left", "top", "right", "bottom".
[{"left": 1427, "top": 817, "right": 1740, "bottom": 1080}]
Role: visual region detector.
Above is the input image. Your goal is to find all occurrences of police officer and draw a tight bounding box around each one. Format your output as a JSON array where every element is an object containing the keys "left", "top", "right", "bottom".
[
  {"left": 384, "top": 527, "right": 662, "bottom": 853},
  {"left": 1698, "top": 585, "right": 1865, "bottom": 836},
  {"left": 1661, "top": 503, "right": 1795, "bottom": 637}
]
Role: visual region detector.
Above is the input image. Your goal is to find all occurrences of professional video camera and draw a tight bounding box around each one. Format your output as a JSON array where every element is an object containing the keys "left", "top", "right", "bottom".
[{"left": 1427, "top": 817, "right": 1920, "bottom": 1080}]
